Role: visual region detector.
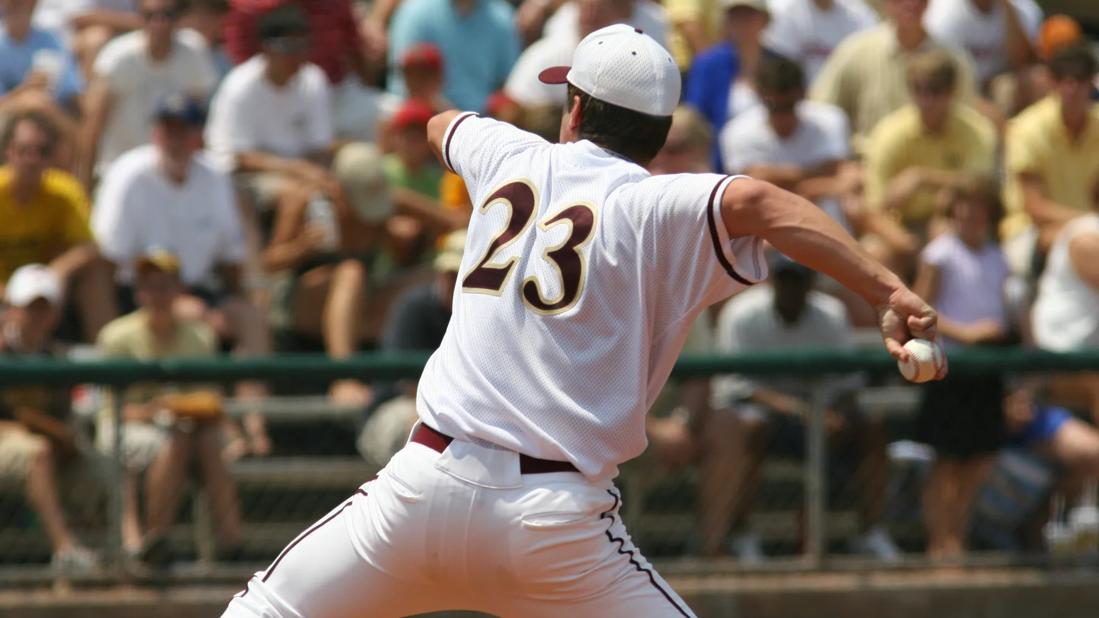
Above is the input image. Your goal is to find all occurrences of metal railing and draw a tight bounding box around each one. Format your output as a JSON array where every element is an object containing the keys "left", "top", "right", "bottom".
[{"left": 1, "top": 347, "right": 1098, "bottom": 580}]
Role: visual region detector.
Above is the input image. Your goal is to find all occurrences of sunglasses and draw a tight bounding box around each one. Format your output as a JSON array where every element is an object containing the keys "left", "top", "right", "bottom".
[
  {"left": 10, "top": 142, "right": 51, "bottom": 157},
  {"left": 264, "top": 36, "right": 310, "bottom": 54},
  {"left": 762, "top": 98, "right": 798, "bottom": 114},
  {"left": 910, "top": 82, "right": 952, "bottom": 98}
]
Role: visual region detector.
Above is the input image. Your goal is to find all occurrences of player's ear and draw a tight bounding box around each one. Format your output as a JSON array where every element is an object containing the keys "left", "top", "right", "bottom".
[
  {"left": 561, "top": 95, "right": 583, "bottom": 141},
  {"left": 570, "top": 96, "right": 584, "bottom": 128}
]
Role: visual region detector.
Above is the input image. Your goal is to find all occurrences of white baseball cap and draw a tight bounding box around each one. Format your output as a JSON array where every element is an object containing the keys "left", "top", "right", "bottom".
[
  {"left": 4, "top": 264, "right": 62, "bottom": 308},
  {"left": 538, "top": 24, "right": 680, "bottom": 117}
]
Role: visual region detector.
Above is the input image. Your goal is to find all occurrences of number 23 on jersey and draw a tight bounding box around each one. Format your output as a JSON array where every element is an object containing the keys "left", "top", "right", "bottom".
[{"left": 462, "top": 180, "right": 596, "bottom": 315}]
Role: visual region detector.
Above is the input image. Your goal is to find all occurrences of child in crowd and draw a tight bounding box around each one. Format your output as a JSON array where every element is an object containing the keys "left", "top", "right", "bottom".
[{"left": 912, "top": 175, "right": 1013, "bottom": 560}]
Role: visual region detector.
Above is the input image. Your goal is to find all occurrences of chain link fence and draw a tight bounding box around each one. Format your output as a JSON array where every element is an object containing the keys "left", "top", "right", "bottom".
[{"left": 0, "top": 350, "right": 1097, "bottom": 588}]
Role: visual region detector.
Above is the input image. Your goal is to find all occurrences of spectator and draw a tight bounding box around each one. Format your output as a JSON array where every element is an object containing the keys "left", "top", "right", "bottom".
[
  {"left": 911, "top": 176, "right": 1011, "bottom": 560},
  {"left": 371, "top": 44, "right": 442, "bottom": 148},
  {"left": 355, "top": 230, "right": 464, "bottom": 468},
  {"left": 863, "top": 49, "right": 997, "bottom": 244},
  {"left": 0, "top": 264, "right": 98, "bottom": 571},
  {"left": 0, "top": 111, "right": 115, "bottom": 341},
  {"left": 719, "top": 55, "right": 887, "bottom": 324},
  {"left": 179, "top": 0, "right": 233, "bottom": 83},
  {"left": 388, "top": 0, "right": 520, "bottom": 113},
  {"left": 712, "top": 254, "right": 897, "bottom": 561},
  {"left": 684, "top": 0, "right": 773, "bottom": 171},
  {"left": 79, "top": 0, "right": 217, "bottom": 186},
  {"left": 32, "top": 0, "right": 141, "bottom": 80},
  {"left": 541, "top": 0, "right": 669, "bottom": 49},
  {"left": 1032, "top": 209, "right": 1099, "bottom": 353},
  {"left": 379, "top": 100, "right": 461, "bottom": 275},
  {"left": 505, "top": 0, "right": 636, "bottom": 110},
  {"left": 386, "top": 101, "right": 441, "bottom": 193},
  {"left": 92, "top": 94, "right": 272, "bottom": 456},
  {"left": 1005, "top": 382, "right": 1099, "bottom": 510},
  {"left": 995, "top": 14, "right": 1087, "bottom": 119},
  {"left": 96, "top": 251, "right": 243, "bottom": 566},
  {"left": 263, "top": 144, "right": 394, "bottom": 403},
  {"left": 204, "top": 3, "right": 336, "bottom": 211},
  {"left": 664, "top": 0, "right": 722, "bottom": 73},
  {"left": 225, "top": 0, "right": 371, "bottom": 85},
  {"left": 719, "top": 55, "right": 854, "bottom": 229},
  {"left": 924, "top": 0, "right": 1042, "bottom": 88},
  {"left": 395, "top": 43, "right": 447, "bottom": 111},
  {"left": 763, "top": 0, "right": 879, "bottom": 85},
  {"left": 810, "top": 0, "right": 977, "bottom": 145},
  {"left": 223, "top": 0, "right": 380, "bottom": 131},
  {"left": 1002, "top": 44, "right": 1099, "bottom": 253},
  {"left": 0, "top": 0, "right": 85, "bottom": 111},
  {"left": 1030, "top": 199, "right": 1099, "bottom": 422}
]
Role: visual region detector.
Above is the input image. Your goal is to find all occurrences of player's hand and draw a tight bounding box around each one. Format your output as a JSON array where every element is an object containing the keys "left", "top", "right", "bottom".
[{"left": 876, "top": 287, "right": 948, "bottom": 379}]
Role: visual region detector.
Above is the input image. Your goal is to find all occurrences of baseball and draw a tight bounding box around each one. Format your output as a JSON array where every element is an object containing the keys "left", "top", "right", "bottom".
[{"left": 897, "top": 338, "right": 944, "bottom": 383}]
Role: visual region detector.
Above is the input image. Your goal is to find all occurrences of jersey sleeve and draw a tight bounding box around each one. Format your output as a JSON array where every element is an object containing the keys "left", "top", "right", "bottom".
[
  {"left": 440, "top": 113, "right": 547, "bottom": 195},
  {"left": 640, "top": 174, "right": 768, "bottom": 316}
]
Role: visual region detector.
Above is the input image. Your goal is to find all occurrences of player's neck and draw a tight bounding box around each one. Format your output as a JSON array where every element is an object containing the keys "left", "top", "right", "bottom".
[{"left": 811, "top": 0, "right": 834, "bottom": 11}]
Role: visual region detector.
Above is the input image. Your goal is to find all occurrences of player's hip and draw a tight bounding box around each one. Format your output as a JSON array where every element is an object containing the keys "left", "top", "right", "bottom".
[{"left": 354, "top": 428, "right": 623, "bottom": 570}]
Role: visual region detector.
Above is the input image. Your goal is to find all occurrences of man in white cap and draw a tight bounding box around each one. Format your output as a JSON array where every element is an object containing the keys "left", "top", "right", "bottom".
[
  {"left": 224, "top": 24, "right": 944, "bottom": 617},
  {"left": 0, "top": 264, "right": 99, "bottom": 572}
]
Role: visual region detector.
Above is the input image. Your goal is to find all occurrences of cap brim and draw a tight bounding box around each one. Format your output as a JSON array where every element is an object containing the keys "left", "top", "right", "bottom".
[{"left": 538, "top": 66, "right": 571, "bottom": 85}]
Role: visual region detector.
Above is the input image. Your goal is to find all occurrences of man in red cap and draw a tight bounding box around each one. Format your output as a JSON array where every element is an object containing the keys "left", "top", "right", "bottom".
[{"left": 399, "top": 42, "right": 449, "bottom": 111}]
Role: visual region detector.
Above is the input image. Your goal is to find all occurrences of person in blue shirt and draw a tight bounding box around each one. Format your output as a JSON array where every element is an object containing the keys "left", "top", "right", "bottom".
[
  {"left": 387, "top": 0, "right": 519, "bottom": 113},
  {"left": 683, "top": 0, "right": 778, "bottom": 172},
  {"left": 0, "top": 0, "right": 84, "bottom": 111},
  {"left": 1007, "top": 381, "right": 1099, "bottom": 477}
]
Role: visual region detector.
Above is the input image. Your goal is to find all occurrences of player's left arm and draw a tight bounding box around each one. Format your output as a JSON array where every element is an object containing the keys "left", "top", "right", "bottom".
[{"left": 721, "top": 178, "right": 940, "bottom": 369}]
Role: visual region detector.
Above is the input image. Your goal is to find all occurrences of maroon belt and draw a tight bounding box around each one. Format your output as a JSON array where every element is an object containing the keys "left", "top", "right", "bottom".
[{"left": 410, "top": 423, "right": 579, "bottom": 475}]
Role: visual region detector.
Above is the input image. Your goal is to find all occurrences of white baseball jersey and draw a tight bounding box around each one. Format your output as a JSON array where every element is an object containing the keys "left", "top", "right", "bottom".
[{"left": 417, "top": 113, "right": 767, "bottom": 481}]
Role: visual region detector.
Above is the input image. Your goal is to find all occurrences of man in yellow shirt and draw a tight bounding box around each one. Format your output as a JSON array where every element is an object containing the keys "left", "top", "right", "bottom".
[
  {"left": 811, "top": 0, "right": 977, "bottom": 146},
  {"left": 0, "top": 110, "right": 114, "bottom": 340},
  {"left": 864, "top": 49, "right": 997, "bottom": 235},
  {"left": 1003, "top": 44, "right": 1099, "bottom": 247}
]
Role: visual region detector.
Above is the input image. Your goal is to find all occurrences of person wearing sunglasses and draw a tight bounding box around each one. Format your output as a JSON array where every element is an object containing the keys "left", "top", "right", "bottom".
[
  {"left": 0, "top": 110, "right": 115, "bottom": 341},
  {"left": 720, "top": 55, "right": 855, "bottom": 232},
  {"left": 205, "top": 3, "right": 338, "bottom": 215},
  {"left": 78, "top": 0, "right": 218, "bottom": 187}
]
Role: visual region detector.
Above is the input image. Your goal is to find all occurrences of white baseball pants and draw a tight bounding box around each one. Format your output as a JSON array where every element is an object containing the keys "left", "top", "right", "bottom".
[{"left": 221, "top": 434, "right": 696, "bottom": 617}]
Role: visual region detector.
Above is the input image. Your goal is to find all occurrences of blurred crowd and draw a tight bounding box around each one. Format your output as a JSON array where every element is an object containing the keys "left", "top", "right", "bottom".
[{"left": 0, "top": 0, "right": 1098, "bottom": 572}]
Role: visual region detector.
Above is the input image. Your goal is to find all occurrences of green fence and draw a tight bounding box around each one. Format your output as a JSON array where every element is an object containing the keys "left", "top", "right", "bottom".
[
  {"left": 1, "top": 347, "right": 1097, "bottom": 583},
  {"left": 3, "top": 347, "right": 1099, "bottom": 386}
]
